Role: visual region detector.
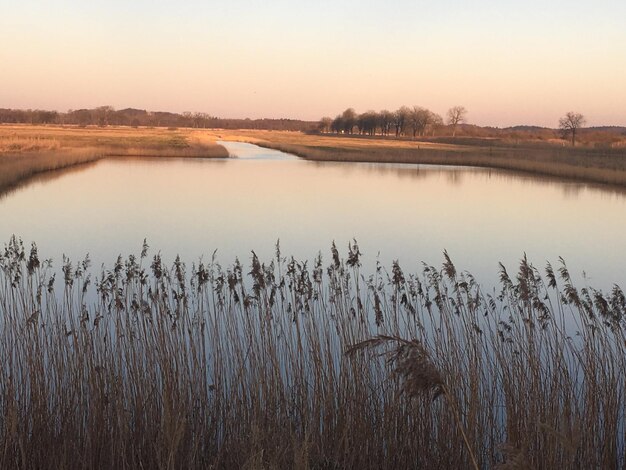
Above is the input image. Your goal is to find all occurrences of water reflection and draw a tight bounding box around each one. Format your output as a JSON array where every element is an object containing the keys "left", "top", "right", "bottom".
[
  {"left": 0, "top": 160, "right": 100, "bottom": 201},
  {"left": 0, "top": 142, "right": 625, "bottom": 291},
  {"left": 311, "top": 157, "right": 626, "bottom": 199},
  {"left": 218, "top": 141, "right": 297, "bottom": 160}
]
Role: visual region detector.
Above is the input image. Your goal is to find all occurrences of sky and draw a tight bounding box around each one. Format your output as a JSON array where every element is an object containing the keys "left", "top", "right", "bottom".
[{"left": 1, "top": 0, "right": 625, "bottom": 127}]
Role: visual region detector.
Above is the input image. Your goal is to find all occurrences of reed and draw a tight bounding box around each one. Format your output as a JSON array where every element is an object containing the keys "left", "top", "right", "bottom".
[
  {"left": 0, "top": 238, "right": 624, "bottom": 469},
  {"left": 211, "top": 130, "right": 626, "bottom": 187},
  {"left": 0, "top": 149, "right": 105, "bottom": 196},
  {"left": 0, "top": 126, "right": 228, "bottom": 195}
]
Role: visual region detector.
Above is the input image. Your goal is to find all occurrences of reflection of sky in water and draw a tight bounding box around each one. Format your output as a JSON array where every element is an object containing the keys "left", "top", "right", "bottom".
[
  {"left": 218, "top": 141, "right": 298, "bottom": 160},
  {"left": 0, "top": 141, "right": 625, "bottom": 291}
]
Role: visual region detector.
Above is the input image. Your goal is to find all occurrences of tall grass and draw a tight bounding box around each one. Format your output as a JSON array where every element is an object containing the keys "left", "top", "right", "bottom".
[
  {"left": 210, "top": 129, "right": 626, "bottom": 186},
  {"left": 255, "top": 140, "right": 626, "bottom": 186},
  {"left": 0, "top": 126, "right": 229, "bottom": 195},
  {"left": 0, "top": 136, "right": 62, "bottom": 153},
  {"left": 0, "top": 149, "right": 105, "bottom": 196},
  {"left": 0, "top": 238, "right": 624, "bottom": 468}
]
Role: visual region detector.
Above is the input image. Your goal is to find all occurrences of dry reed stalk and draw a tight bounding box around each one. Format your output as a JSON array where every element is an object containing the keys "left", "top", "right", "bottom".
[
  {"left": 347, "top": 335, "right": 480, "bottom": 470},
  {"left": 0, "top": 238, "right": 624, "bottom": 468}
]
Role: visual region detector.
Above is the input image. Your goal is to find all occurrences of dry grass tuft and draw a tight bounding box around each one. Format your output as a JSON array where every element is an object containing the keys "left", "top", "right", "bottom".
[
  {"left": 348, "top": 336, "right": 444, "bottom": 399},
  {"left": 348, "top": 335, "right": 479, "bottom": 469}
]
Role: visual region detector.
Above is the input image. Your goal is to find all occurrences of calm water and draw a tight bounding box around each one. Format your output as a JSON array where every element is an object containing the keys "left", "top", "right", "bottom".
[{"left": 1, "top": 141, "right": 625, "bottom": 289}]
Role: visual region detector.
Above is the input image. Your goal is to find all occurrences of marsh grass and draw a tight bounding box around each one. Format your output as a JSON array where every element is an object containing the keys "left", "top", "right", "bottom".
[
  {"left": 0, "top": 149, "right": 105, "bottom": 197},
  {"left": 211, "top": 130, "right": 626, "bottom": 186},
  {"left": 4, "top": 126, "right": 626, "bottom": 190},
  {"left": 0, "top": 136, "right": 62, "bottom": 153},
  {"left": 0, "top": 238, "right": 624, "bottom": 469},
  {"left": 0, "top": 126, "right": 228, "bottom": 194}
]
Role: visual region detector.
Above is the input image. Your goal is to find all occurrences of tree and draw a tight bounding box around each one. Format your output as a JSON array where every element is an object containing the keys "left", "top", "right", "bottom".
[
  {"left": 95, "top": 106, "right": 114, "bottom": 126},
  {"left": 341, "top": 108, "right": 357, "bottom": 134},
  {"left": 408, "top": 106, "right": 431, "bottom": 138},
  {"left": 357, "top": 111, "right": 379, "bottom": 136},
  {"left": 331, "top": 115, "right": 344, "bottom": 134},
  {"left": 182, "top": 112, "right": 194, "bottom": 128},
  {"left": 428, "top": 111, "right": 444, "bottom": 136},
  {"left": 559, "top": 112, "right": 586, "bottom": 146},
  {"left": 318, "top": 117, "right": 332, "bottom": 133},
  {"left": 70, "top": 109, "right": 93, "bottom": 126},
  {"left": 378, "top": 110, "right": 393, "bottom": 136},
  {"left": 392, "top": 106, "right": 411, "bottom": 137},
  {"left": 447, "top": 106, "right": 467, "bottom": 137}
]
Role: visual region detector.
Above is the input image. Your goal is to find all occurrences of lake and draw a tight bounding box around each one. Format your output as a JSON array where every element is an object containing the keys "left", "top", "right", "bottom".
[{"left": 1, "top": 141, "right": 624, "bottom": 290}]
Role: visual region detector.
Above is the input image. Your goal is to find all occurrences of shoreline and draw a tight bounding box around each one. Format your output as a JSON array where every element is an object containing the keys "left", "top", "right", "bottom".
[
  {"left": 3, "top": 125, "right": 626, "bottom": 191},
  {"left": 0, "top": 125, "right": 229, "bottom": 195},
  {"left": 213, "top": 130, "right": 626, "bottom": 187}
]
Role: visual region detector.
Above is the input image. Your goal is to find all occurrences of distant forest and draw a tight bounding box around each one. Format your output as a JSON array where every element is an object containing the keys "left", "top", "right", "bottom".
[{"left": 0, "top": 107, "right": 316, "bottom": 132}]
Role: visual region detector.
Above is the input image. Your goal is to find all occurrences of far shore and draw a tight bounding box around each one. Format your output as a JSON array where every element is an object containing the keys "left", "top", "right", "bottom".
[
  {"left": 208, "top": 129, "right": 626, "bottom": 187},
  {"left": 2, "top": 125, "right": 626, "bottom": 192},
  {"left": 0, "top": 125, "right": 228, "bottom": 194}
]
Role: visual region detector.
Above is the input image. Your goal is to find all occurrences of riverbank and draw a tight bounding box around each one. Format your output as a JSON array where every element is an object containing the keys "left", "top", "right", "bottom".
[
  {"left": 4, "top": 125, "right": 626, "bottom": 190},
  {"left": 0, "top": 125, "right": 228, "bottom": 194},
  {"left": 211, "top": 129, "right": 626, "bottom": 186}
]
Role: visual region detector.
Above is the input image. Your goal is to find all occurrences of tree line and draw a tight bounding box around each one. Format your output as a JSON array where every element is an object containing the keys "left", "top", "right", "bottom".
[
  {"left": 318, "top": 106, "right": 468, "bottom": 138},
  {"left": 319, "top": 108, "right": 608, "bottom": 147},
  {"left": 0, "top": 105, "right": 616, "bottom": 147},
  {"left": 0, "top": 107, "right": 316, "bottom": 132}
]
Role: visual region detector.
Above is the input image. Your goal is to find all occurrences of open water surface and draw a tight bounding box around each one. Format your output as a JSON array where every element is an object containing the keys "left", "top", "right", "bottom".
[{"left": 1, "top": 141, "right": 624, "bottom": 289}]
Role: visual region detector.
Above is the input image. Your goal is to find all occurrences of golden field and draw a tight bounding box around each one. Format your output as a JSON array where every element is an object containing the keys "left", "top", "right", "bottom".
[
  {"left": 209, "top": 129, "right": 626, "bottom": 186},
  {"left": 0, "top": 125, "right": 228, "bottom": 194}
]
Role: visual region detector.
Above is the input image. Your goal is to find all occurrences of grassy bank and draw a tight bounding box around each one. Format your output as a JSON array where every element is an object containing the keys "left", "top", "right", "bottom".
[
  {"left": 1, "top": 239, "right": 624, "bottom": 468},
  {"left": 4, "top": 125, "right": 626, "bottom": 190},
  {"left": 0, "top": 125, "right": 228, "bottom": 194},
  {"left": 212, "top": 130, "right": 626, "bottom": 186}
]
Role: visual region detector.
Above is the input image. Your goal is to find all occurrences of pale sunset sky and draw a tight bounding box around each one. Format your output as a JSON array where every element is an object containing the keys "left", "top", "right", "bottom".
[{"left": 1, "top": 0, "right": 625, "bottom": 127}]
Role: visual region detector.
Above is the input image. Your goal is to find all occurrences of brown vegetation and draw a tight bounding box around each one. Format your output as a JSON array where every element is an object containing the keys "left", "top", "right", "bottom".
[
  {"left": 3, "top": 124, "right": 626, "bottom": 194},
  {"left": 0, "top": 126, "right": 228, "bottom": 194},
  {"left": 212, "top": 129, "right": 626, "bottom": 186},
  {"left": 1, "top": 239, "right": 624, "bottom": 468}
]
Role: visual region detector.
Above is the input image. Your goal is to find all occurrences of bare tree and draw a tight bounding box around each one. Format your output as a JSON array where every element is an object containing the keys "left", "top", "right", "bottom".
[
  {"left": 182, "top": 112, "right": 193, "bottom": 127},
  {"left": 447, "top": 106, "right": 467, "bottom": 137},
  {"left": 428, "top": 111, "right": 444, "bottom": 136},
  {"left": 378, "top": 110, "right": 393, "bottom": 136},
  {"left": 393, "top": 106, "right": 411, "bottom": 137},
  {"left": 357, "top": 111, "right": 379, "bottom": 136},
  {"left": 341, "top": 108, "right": 357, "bottom": 134},
  {"left": 95, "top": 106, "right": 114, "bottom": 127},
  {"left": 331, "top": 115, "right": 344, "bottom": 133},
  {"left": 559, "top": 112, "right": 586, "bottom": 146},
  {"left": 70, "top": 109, "right": 93, "bottom": 126},
  {"left": 318, "top": 117, "right": 332, "bottom": 133},
  {"left": 409, "top": 106, "right": 434, "bottom": 138}
]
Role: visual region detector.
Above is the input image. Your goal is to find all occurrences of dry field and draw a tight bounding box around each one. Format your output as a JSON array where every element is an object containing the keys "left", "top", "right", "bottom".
[
  {"left": 209, "top": 129, "right": 626, "bottom": 186},
  {"left": 0, "top": 125, "right": 228, "bottom": 194}
]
